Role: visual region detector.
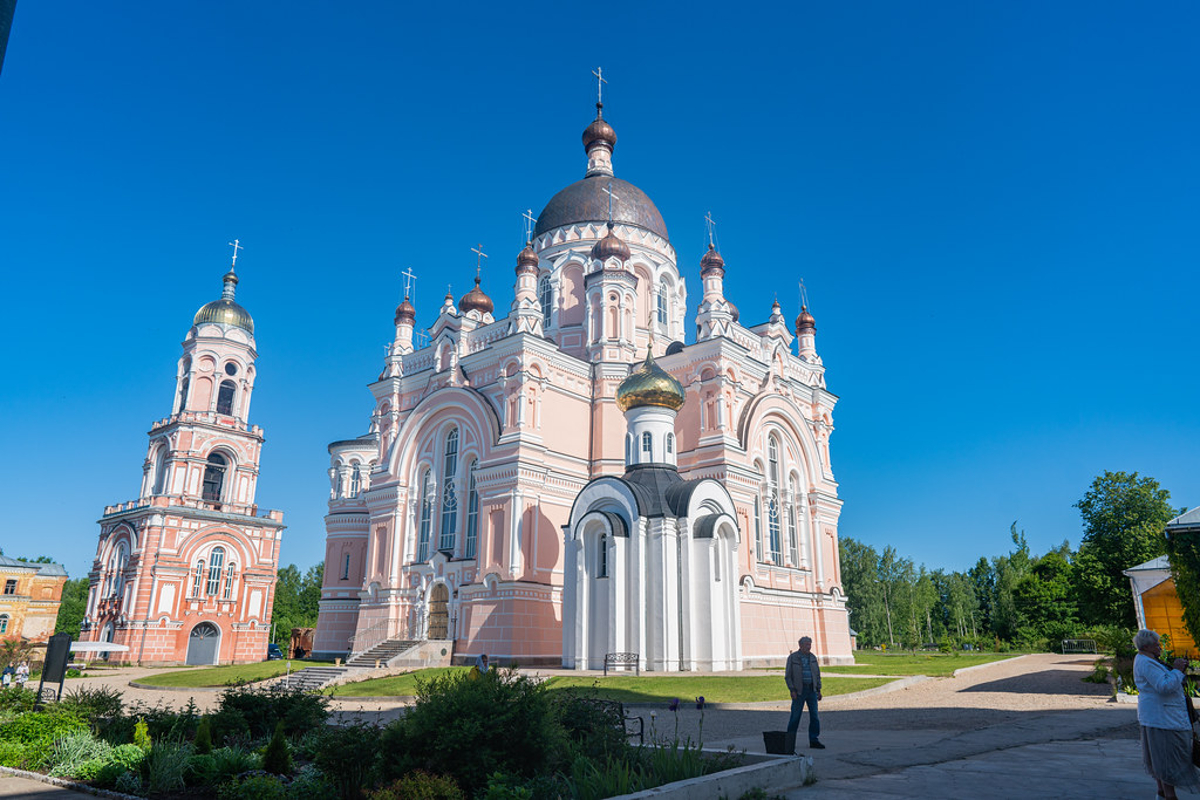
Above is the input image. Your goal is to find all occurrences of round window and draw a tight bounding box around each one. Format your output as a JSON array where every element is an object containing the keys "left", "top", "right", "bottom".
[{"left": 224, "top": 363, "right": 238, "bottom": 376}]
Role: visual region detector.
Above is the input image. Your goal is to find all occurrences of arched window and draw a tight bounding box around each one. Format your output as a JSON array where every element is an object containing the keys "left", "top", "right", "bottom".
[
  {"left": 641, "top": 432, "right": 652, "bottom": 459},
  {"left": 657, "top": 281, "right": 668, "bottom": 325},
  {"left": 539, "top": 275, "right": 552, "bottom": 327},
  {"left": 342, "top": 552, "right": 351, "bottom": 580},
  {"left": 0, "top": 615, "right": 8, "bottom": 634},
  {"left": 177, "top": 377, "right": 189, "bottom": 413},
  {"left": 201, "top": 453, "right": 227, "bottom": 502},
  {"left": 767, "top": 436, "right": 782, "bottom": 564},
  {"left": 439, "top": 428, "right": 459, "bottom": 553},
  {"left": 216, "top": 380, "right": 236, "bottom": 416},
  {"left": 787, "top": 475, "right": 800, "bottom": 566},
  {"left": 223, "top": 563, "right": 236, "bottom": 600},
  {"left": 598, "top": 533, "right": 608, "bottom": 578},
  {"left": 666, "top": 433, "right": 674, "bottom": 455},
  {"left": 753, "top": 498, "right": 763, "bottom": 562},
  {"left": 153, "top": 446, "right": 169, "bottom": 495},
  {"left": 625, "top": 435, "right": 631, "bottom": 464},
  {"left": 417, "top": 469, "right": 433, "bottom": 561},
  {"left": 207, "top": 547, "right": 225, "bottom": 596},
  {"left": 109, "top": 544, "right": 128, "bottom": 599},
  {"left": 349, "top": 464, "right": 361, "bottom": 497},
  {"left": 465, "top": 461, "right": 479, "bottom": 559},
  {"left": 192, "top": 560, "right": 205, "bottom": 596}
]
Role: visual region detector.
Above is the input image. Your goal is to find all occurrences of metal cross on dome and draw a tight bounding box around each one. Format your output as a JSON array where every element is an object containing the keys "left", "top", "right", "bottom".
[
  {"left": 799, "top": 279, "right": 810, "bottom": 309},
  {"left": 704, "top": 212, "right": 717, "bottom": 248},
  {"left": 602, "top": 181, "right": 620, "bottom": 224},
  {"left": 592, "top": 67, "right": 607, "bottom": 104},
  {"left": 522, "top": 209, "right": 536, "bottom": 242},
  {"left": 471, "top": 243, "right": 488, "bottom": 278},
  {"left": 401, "top": 267, "right": 417, "bottom": 299},
  {"left": 227, "top": 239, "right": 243, "bottom": 268}
]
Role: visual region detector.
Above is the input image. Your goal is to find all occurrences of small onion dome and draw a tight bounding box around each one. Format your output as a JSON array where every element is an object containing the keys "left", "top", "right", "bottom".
[
  {"left": 728, "top": 298, "right": 740, "bottom": 322},
  {"left": 592, "top": 222, "right": 631, "bottom": 263},
  {"left": 516, "top": 242, "right": 539, "bottom": 274},
  {"left": 459, "top": 277, "right": 494, "bottom": 315},
  {"left": 616, "top": 350, "right": 686, "bottom": 413},
  {"left": 194, "top": 271, "right": 254, "bottom": 334},
  {"left": 394, "top": 296, "right": 416, "bottom": 325},
  {"left": 583, "top": 102, "right": 617, "bottom": 152},
  {"left": 795, "top": 305, "right": 816, "bottom": 334},
  {"left": 699, "top": 244, "right": 725, "bottom": 276}
]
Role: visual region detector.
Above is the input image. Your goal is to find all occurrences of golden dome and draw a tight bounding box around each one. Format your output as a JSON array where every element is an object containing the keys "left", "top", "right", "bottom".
[
  {"left": 459, "top": 277, "right": 494, "bottom": 315},
  {"left": 616, "top": 351, "right": 685, "bottom": 413},
  {"left": 193, "top": 271, "right": 254, "bottom": 334},
  {"left": 795, "top": 305, "right": 815, "bottom": 333}
]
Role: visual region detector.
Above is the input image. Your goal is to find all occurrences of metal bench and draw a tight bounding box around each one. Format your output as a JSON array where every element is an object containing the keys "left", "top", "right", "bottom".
[
  {"left": 578, "top": 697, "right": 644, "bottom": 745},
  {"left": 604, "top": 651, "right": 639, "bottom": 676}
]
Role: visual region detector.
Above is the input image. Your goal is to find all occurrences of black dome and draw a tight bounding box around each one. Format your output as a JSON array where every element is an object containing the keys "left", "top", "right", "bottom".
[{"left": 535, "top": 175, "right": 669, "bottom": 241}]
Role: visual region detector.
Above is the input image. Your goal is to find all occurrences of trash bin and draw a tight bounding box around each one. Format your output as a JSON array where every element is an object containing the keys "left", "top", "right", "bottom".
[{"left": 763, "top": 730, "right": 796, "bottom": 755}]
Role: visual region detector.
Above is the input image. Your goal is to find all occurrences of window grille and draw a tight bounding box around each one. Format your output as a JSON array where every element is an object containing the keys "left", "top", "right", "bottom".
[
  {"left": 207, "top": 548, "right": 225, "bottom": 596},
  {"left": 465, "top": 461, "right": 479, "bottom": 559},
  {"left": 440, "top": 428, "right": 459, "bottom": 552}
]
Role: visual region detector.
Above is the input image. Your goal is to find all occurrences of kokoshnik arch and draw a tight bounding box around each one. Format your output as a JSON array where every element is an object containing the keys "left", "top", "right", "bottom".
[{"left": 313, "top": 96, "right": 851, "bottom": 669}]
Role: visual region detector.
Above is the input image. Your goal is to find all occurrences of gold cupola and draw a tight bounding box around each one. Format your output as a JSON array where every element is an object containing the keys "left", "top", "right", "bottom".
[
  {"left": 616, "top": 350, "right": 686, "bottom": 412},
  {"left": 193, "top": 270, "right": 254, "bottom": 334}
]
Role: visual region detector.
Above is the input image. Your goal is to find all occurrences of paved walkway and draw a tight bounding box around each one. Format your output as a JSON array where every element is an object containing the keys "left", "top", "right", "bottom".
[{"left": 0, "top": 773, "right": 95, "bottom": 799}]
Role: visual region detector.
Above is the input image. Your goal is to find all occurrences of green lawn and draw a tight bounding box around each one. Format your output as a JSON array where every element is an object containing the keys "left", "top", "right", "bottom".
[
  {"left": 819, "top": 652, "right": 1018, "bottom": 677},
  {"left": 329, "top": 667, "right": 893, "bottom": 702},
  {"left": 138, "top": 660, "right": 334, "bottom": 688}
]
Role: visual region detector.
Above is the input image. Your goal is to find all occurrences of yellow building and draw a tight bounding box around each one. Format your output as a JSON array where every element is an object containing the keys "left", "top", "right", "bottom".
[
  {"left": 1125, "top": 555, "right": 1198, "bottom": 660},
  {"left": 0, "top": 555, "right": 68, "bottom": 643}
]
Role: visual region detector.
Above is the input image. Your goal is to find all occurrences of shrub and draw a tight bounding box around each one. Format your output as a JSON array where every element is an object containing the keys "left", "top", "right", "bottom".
[
  {"left": 194, "top": 715, "right": 213, "bottom": 754},
  {"left": 113, "top": 769, "right": 143, "bottom": 795},
  {"left": 0, "top": 707, "right": 88, "bottom": 769},
  {"left": 145, "top": 742, "right": 191, "bottom": 793},
  {"left": 211, "top": 745, "right": 261, "bottom": 782},
  {"left": 185, "top": 752, "right": 217, "bottom": 786},
  {"left": 368, "top": 771, "right": 464, "bottom": 800},
  {"left": 218, "top": 773, "right": 288, "bottom": 800},
  {"left": 94, "top": 743, "right": 148, "bottom": 788},
  {"left": 217, "top": 684, "right": 329, "bottom": 740},
  {"left": 208, "top": 705, "right": 251, "bottom": 747},
  {"left": 61, "top": 685, "right": 124, "bottom": 724},
  {"left": 0, "top": 740, "right": 28, "bottom": 768},
  {"left": 378, "top": 669, "right": 565, "bottom": 797},
  {"left": 0, "top": 687, "right": 36, "bottom": 715},
  {"left": 314, "top": 722, "right": 380, "bottom": 800},
  {"left": 46, "top": 730, "right": 113, "bottom": 778},
  {"left": 263, "top": 722, "right": 293, "bottom": 775},
  {"left": 288, "top": 764, "right": 334, "bottom": 800},
  {"left": 554, "top": 692, "right": 629, "bottom": 761},
  {"left": 133, "top": 717, "right": 152, "bottom": 751}
]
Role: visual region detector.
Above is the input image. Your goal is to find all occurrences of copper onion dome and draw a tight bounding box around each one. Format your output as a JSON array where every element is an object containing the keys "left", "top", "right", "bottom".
[
  {"left": 727, "top": 298, "right": 740, "bottom": 323},
  {"left": 699, "top": 244, "right": 725, "bottom": 276},
  {"left": 795, "top": 305, "right": 816, "bottom": 334},
  {"left": 193, "top": 270, "right": 254, "bottom": 334},
  {"left": 394, "top": 296, "right": 416, "bottom": 325},
  {"left": 516, "top": 243, "right": 539, "bottom": 273},
  {"left": 616, "top": 350, "right": 686, "bottom": 413},
  {"left": 459, "top": 277, "right": 494, "bottom": 315},
  {"left": 592, "top": 223, "right": 631, "bottom": 263},
  {"left": 583, "top": 102, "right": 617, "bottom": 152}
]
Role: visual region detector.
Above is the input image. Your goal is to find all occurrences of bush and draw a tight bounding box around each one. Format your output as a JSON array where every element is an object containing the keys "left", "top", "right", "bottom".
[
  {"left": 218, "top": 773, "right": 288, "bottom": 800},
  {"left": 554, "top": 692, "right": 629, "bottom": 761},
  {"left": 378, "top": 669, "right": 565, "bottom": 797},
  {"left": 0, "top": 707, "right": 88, "bottom": 768},
  {"left": 60, "top": 685, "right": 124, "bottom": 724},
  {"left": 94, "top": 743, "right": 149, "bottom": 788},
  {"left": 133, "top": 717, "right": 152, "bottom": 751},
  {"left": 288, "top": 765, "right": 334, "bottom": 800},
  {"left": 368, "top": 771, "right": 464, "bottom": 799},
  {"left": 211, "top": 745, "right": 261, "bottom": 783},
  {"left": 0, "top": 740, "right": 28, "bottom": 768},
  {"left": 46, "top": 730, "right": 113, "bottom": 778},
  {"left": 113, "top": 769, "right": 143, "bottom": 795},
  {"left": 263, "top": 722, "right": 293, "bottom": 775},
  {"left": 145, "top": 742, "right": 191, "bottom": 793},
  {"left": 314, "top": 722, "right": 380, "bottom": 800},
  {"left": 185, "top": 752, "right": 217, "bottom": 787},
  {"left": 217, "top": 684, "right": 330, "bottom": 740},
  {"left": 195, "top": 715, "right": 213, "bottom": 754}
]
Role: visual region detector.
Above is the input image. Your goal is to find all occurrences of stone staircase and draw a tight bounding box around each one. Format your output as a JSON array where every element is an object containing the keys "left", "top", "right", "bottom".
[
  {"left": 276, "top": 666, "right": 349, "bottom": 692},
  {"left": 345, "top": 639, "right": 420, "bottom": 669}
]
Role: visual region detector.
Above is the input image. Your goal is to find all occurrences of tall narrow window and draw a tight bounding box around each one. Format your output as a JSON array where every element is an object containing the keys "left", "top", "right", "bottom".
[
  {"left": 666, "top": 433, "right": 674, "bottom": 455},
  {"left": 439, "top": 428, "right": 459, "bottom": 552},
  {"left": 625, "top": 435, "right": 632, "bottom": 464},
  {"left": 153, "top": 447, "right": 168, "bottom": 494},
  {"left": 3, "top": 580, "right": 15, "bottom": 595},
  {"left": 349, "top": 464, "right": 361, "bottom": 497},
  {"left": 223, "top": 563, "right": 236, "bottom": 600},
  {"left": 753, "top": 498, "right": 763, "bottom": 562},
  {"left": 539, "top": 275, "right": 552, "bottom": 327},
  {"left": 177, "top": 377, "right": 189, "bottom": 413},
  {"left": 342, "top": 552, "right": 351, "bottom": 580},
  {"left": 598, "top": 533, "right": 608, "bottom": 578},
  {"left": 767, "top": 437, "right": 782, "bottom": 565},
  {"left": 207, "top": 547, "right": 225, "bottom": 596},
  {"left": 657, "top": 281, "right": 668, "bottom": 325},
  {"left": 787, "top": 476, "right": 800, "bottom": 566},
  {"left": 201, "top": 453, "right": 226, "bottom": 502},
  {"left": 641, "top": 432, "right": 652, "bottom": 459},
  {"left": 465, "top": 461, "right": 479, "bottom": 559},
  {"left": 418, "top": 470, "right": 433, "bottom": 561},
  {"left": 0, "top": 615, "right": 8, "bottom": 634},
  {"left": 192, "top": 560, "right": 205, "bottom": 596},
  {"left": 216, "top": 380, "right": 236, "bottom": 415}
]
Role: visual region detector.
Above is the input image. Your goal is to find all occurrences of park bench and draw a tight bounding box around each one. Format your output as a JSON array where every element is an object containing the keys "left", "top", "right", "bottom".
[{"left": 604, "top": 651, "right": 639, "bottom": 676}]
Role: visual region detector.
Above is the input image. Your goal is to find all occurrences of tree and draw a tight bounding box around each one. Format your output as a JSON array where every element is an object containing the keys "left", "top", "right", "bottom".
[
  {"left": 838, "top": 537, "right": 886, "bottom": 647},
  {"left": 55, "top": 578, "right": 90, "bottom": 637},
  {"left": 269, "top": 563, "right": 323, "bottom": 647},
  {"left": 877, "top": 546, "right": 914, "bottom": 648},
  {"left": 989, "top": 523, "right": 1032, "bottom": 640},
  {"left": 1074, "top": 471, "right": 1176, "bottom": 627},
  {"left": 1013, "top": 550, "right": 1078, "bottom": 632}
]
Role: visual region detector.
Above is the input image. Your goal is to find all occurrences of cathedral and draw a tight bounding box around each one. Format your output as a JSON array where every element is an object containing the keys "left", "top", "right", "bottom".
[
  {"left": 312, "top": 98, "right": 851, "bottom": 669},
  {"left": 81, "top": 265, "right": 285, "bottom": 665}
]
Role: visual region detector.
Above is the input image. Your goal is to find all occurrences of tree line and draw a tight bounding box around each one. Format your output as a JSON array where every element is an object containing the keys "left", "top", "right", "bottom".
[{"left": 840, "top": 471, "right": 1181, "bottom": 650}]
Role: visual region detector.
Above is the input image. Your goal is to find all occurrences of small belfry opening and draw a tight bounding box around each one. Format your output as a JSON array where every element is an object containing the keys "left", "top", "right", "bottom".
[{"left": 202, "top": 453, "right": 227, "bottom": 502}]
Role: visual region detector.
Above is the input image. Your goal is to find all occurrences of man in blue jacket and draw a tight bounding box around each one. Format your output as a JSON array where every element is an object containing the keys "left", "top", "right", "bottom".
[{"left": 784, "top": 636, "right": 824, "bottom": 750}]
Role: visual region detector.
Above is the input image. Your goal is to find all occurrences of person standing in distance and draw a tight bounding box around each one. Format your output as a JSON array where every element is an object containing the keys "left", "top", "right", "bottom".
[{"left": 785, "top": 636, "right": 824, "bottom": 750}]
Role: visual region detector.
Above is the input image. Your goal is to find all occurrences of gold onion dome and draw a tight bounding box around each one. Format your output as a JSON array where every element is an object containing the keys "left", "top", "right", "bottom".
[
  {"left": 394, "top": 295, "right": 416, "bottom": 325},
  {"left": 193, "top": 270, "right": 254, "bottom": 334},
  {"left": 795, "top": 305, "right": 816, "bottom": 334},
  {"left": 592, "top": 223, "right": 631, "bottom": 262},
  {"left": 699, "top": 244, "right": 725, "bottom": 276},
  {"left": 616, "top": 350, "right": 686, "bottom": 413},
  {"left": 583, "top": 102, "right": 617, "bottom": 151},
  {"left": 459, "top": 277, "right": 494, "bottom": 315},
  {"left": 516, "top": 242, "right": 539, "bottom": 273}
]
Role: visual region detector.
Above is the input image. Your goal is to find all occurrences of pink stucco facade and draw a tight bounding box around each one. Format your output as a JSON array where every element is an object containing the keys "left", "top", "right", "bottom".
[{"left": 313, "top": 104, "right": 851, "bottom": 667}]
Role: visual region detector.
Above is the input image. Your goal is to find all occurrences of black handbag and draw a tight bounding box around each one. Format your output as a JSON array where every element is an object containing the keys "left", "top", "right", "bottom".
[{"left": 1187, "top": 690, "right": 1200, "bottom": 767}]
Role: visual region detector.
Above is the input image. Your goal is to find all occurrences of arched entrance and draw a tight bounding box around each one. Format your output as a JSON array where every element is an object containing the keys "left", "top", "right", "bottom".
[
  {"left": 186, "top": 622, "right": 221, "bottom": 665},
  {"left": 428, "top": 584, "right": 449, "bottom": 640},
  {"left": 100, "top": 622, "right": 115, "bottom": 662}
]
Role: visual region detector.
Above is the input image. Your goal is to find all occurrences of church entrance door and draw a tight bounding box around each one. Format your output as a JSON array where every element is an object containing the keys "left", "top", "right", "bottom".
[
  {"left": 186, "top": 622, "right": 221, "bottom": 665},
  {"left": 428, "top": 584, "right": 449, "bottom": 640}
]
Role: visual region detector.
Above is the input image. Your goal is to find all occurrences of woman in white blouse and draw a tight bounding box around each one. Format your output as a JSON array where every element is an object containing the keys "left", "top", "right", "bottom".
[{"left": 1134, "top": 628, "right": 1199, "bottom": 799}]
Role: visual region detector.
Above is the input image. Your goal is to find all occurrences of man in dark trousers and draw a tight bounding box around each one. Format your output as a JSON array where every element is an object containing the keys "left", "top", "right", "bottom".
[{"left": 784, "top": 636, "right": 824, "bottom": 750}]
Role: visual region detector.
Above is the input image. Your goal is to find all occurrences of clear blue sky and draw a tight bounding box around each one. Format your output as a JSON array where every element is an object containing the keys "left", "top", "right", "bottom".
[{"left": 2, "top": 2, "right": 1197, "bottom": 582}]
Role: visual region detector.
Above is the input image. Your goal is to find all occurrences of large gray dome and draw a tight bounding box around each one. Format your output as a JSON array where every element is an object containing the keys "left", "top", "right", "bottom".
[{"left": 535, "top": 175, "right": 669, "bottom": 241}]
